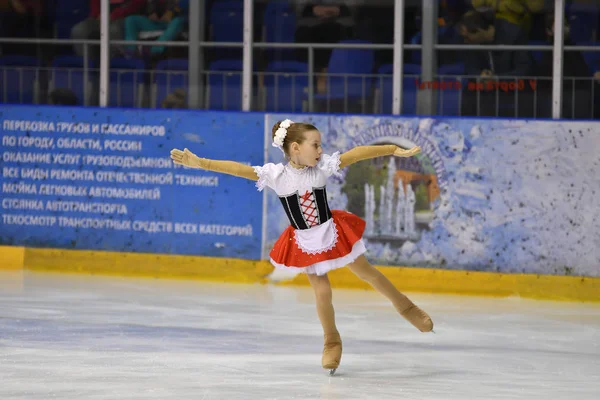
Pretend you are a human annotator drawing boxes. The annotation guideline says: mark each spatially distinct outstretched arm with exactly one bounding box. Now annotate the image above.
[339,145,421,169]
[170,148,259,181]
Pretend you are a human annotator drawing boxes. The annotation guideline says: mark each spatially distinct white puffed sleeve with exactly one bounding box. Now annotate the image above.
[252,163,285,192]
[317,152,342,178]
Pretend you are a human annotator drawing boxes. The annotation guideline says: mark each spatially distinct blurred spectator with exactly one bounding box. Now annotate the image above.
[537,13,589,85]
[437,0,471,65]
[537,12,592,119]
[354,2,395,67]
[124,0,188,58]
[471,0,545,39]
[161,88,186,108]
[0,0,43,55]
[458,10,534,78]
[48,88,78,105]
[70,0,145,59]
[294,1,355,71]
[458,10,535,117]
[441,0,470,26]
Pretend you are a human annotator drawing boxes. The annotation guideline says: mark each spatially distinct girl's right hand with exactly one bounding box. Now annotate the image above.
[170,148,199,168]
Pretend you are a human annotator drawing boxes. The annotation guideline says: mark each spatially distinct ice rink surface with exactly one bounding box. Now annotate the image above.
[1,270,599,400]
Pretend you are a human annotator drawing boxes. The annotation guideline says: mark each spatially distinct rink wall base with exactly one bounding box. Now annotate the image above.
[1,246,25,270]
[286,265,600,303]
[1,247,273,284]
[2,246,599,303]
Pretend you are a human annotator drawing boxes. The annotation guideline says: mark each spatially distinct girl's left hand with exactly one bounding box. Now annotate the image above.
[394,146,421,157]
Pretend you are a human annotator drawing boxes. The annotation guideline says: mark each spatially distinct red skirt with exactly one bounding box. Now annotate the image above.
[269,210,366,273]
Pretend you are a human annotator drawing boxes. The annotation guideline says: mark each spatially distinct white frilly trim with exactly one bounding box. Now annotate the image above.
[253,165,268,192]
[293,219,339,255]
[319,151,342,177]
[270,239,367,276]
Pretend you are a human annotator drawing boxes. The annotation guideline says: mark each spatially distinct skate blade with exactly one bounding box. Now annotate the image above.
[329,368,337,376]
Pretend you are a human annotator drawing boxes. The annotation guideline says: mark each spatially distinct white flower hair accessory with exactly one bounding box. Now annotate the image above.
[272,119,294,153]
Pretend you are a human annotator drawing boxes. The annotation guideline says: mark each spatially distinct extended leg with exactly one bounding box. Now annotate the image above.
[347,255,433,332]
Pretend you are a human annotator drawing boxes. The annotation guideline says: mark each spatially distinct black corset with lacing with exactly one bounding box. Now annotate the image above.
[278,186,332,230]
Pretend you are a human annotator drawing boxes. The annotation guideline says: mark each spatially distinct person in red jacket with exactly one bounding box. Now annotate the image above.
[70,0,145,58]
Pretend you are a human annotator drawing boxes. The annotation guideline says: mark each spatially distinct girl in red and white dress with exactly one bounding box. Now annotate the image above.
[171,119,433,375]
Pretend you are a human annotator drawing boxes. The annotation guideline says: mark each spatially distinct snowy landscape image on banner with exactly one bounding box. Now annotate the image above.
[263,115,600,278]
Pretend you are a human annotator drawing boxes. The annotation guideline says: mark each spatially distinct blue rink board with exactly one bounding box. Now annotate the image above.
[0,106,265,259]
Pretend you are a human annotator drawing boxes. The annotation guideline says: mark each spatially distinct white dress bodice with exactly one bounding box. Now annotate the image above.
[253,152,342,254]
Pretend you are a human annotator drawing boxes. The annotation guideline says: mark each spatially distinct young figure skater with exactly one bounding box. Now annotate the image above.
[170,119,434,375]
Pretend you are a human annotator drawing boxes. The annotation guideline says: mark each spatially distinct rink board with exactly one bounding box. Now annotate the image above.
[0,107,264,259]
[2,245,599,302]
[262,114,600,279]
[2,106,600,301]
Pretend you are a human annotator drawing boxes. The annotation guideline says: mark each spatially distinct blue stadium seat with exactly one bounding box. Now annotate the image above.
[110,58,146,108]
[528,40,547,65]
[410,32,422,64]
[375,63,464,116]
[437,63,465,116]
[315,39,374,102]
[50,56,97,105]
[210,1,244,59]
[375,63,420,115]
[567,3,598,44]
[409,27,456,65]
[0,56,40,104]
[207,59,243,110]
[152,59,188,108]
[55,0,89,40]
[264,61,307,112]
[210,1,243,39]
[579,41,600,76]
[263,1,296,63]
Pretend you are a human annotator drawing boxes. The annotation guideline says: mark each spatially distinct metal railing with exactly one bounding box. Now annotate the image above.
[252,41,398,112]
[1,36,600,117]
[5,60,598,119]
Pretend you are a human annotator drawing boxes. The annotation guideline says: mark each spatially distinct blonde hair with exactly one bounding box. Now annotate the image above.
[271,120,317,156]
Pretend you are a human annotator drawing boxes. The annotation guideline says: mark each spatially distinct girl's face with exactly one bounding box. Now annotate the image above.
[290,129,323,167]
